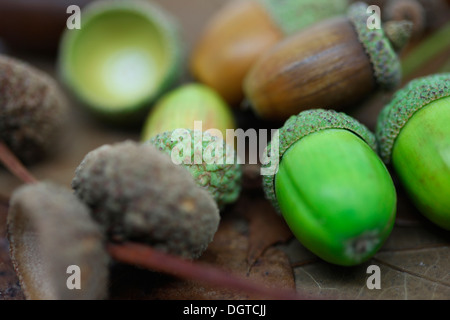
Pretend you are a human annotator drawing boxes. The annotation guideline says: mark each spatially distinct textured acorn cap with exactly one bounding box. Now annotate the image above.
[72,141,220,260]
[149,130,242,209]
[376,73,450,164]
[262,109,376,212]
[260,0,349,35]
[58,0,182,124]
[348,2,410,90]
[0,55,68,163]
[7,182,109,300]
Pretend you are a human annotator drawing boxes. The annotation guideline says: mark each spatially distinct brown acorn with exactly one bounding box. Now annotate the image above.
[243,2,413,121]
[190,0,350,106]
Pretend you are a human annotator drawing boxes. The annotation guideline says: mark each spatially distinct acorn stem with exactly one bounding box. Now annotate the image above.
[0,141,38,184]
[107,242,305,300]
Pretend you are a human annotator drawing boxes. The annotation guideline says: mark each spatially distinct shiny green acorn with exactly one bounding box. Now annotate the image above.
[376,73,450,230]
[262,109,396,266]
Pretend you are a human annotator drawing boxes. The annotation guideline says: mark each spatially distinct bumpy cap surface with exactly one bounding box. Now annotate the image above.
[0,55,68,163]
[262,109,376,212]
[348,2,404,89]
[376,73,450,163]
[150,130,242,209]
[7,182,109,300]
[72,141,220,259]
[260,0,349,35]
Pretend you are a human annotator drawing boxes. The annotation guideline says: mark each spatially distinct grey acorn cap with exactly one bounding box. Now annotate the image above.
[72,141,220,260]
[7,182,109,300]
[0,55,68,163]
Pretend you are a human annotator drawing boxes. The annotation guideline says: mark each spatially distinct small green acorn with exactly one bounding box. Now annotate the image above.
[58,0,182,125]
[262,109,396,266]
[150,129,242,209]
[141,83,236,143]
[376,73,450,230]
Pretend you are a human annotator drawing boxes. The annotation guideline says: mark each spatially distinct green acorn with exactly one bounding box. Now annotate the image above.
[191,0,349,105]
[58,0,182,125]
[376,73,450,230]
[150,129,242,209]
[262,109,396,266]
[141,83,236,143]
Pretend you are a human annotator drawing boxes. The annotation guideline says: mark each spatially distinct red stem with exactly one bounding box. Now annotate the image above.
[0,141,38,184]
[107,242,309,300]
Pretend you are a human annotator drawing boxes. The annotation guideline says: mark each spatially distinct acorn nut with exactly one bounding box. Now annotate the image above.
[142,83,236,144]
[0,54,68,164]
[7,182,109,300]
[191,0,349,105]
[244,2,413,121]
[150,129,242,209]
[376,73,450,230]
[59,0,182,125]
[72,141,220,260]
[263,109,396,266]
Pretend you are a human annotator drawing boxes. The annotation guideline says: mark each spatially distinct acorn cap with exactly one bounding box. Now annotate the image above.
[376,73,450,164]
[58,0,182,124]
[149,129,242,209]
[7,182,109,300]
[262,109,376,212]
[0,54,68,164]
[260,0,349,35]
[72,141,220,260]
[348,2,410,89]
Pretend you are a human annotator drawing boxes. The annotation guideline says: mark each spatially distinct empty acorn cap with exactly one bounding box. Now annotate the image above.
[7,182,109,300]
[348,2,412,89]
[149,129,242,209]
[376,73,450,164]
[0,54,68,163]
[262,109,376,213]
[58,0,182,124]
[72,141,220,260]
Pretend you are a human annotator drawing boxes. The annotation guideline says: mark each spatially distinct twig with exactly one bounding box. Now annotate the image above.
[0,141,38,184]
[107,242,309,300]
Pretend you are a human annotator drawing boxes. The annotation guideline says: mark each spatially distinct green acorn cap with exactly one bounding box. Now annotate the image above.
[59,0,183,124]
[348,2,411,90]
[376,73,450,164]
[150,129,242,209]
[260,0,349,35]
[262,109,376,212]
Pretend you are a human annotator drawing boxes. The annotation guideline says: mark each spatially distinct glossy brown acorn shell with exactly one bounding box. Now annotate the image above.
[244,17,377,121]
[190,0,283,106]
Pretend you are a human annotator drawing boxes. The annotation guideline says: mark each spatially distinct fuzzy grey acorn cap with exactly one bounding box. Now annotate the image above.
[7,182,109,300]
[262,109,376,213]
[72,141,220,260]
[0,55,68,163]
[149,130,242,209]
